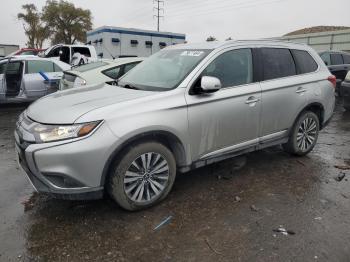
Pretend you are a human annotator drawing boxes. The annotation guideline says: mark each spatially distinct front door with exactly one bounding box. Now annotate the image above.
[185,48,261,161]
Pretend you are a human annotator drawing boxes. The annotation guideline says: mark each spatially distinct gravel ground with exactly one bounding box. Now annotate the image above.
[0,100,349,262]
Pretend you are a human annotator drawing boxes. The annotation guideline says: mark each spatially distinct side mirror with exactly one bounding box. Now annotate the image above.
[200,76,221,93]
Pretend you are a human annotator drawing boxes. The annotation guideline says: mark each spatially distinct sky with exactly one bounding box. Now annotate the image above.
[0,0,349,48]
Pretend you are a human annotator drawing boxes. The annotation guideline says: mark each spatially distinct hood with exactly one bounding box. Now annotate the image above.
[26,84,155,124]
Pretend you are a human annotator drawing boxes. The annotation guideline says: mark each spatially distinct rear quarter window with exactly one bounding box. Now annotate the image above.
[261,48,296,81]
[291,50,318,74]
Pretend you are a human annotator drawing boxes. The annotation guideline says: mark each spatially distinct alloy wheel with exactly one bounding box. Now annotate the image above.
[296,117,318,151]
[123,152,169,203]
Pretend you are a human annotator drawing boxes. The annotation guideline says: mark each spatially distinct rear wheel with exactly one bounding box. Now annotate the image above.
[107,142,176,211]
[283,111,320,156]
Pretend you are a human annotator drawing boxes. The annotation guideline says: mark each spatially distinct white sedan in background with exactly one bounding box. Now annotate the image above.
[59,57,144,90]
[0,56,70,103]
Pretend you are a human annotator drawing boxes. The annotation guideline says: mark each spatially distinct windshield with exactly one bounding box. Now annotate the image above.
[118,49,211,91]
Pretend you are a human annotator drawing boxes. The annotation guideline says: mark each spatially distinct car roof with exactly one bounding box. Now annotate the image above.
[0,56,71,69]
[167,39,309,50]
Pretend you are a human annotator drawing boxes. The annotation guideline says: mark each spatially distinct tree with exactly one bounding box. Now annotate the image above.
[17,4,49,48]
[42,0,92,45]
[206,36,217,42]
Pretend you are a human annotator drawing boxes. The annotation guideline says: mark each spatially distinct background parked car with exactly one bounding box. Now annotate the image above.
[319,50,350,95]
[0,56,71,103]
[41,44,98,67]
[340,71,350,110]
[6,48,45,57]
[59,57,144,90]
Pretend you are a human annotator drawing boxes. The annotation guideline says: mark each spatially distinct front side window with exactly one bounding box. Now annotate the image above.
[103,66,121,79]
[201,48,253,88]
[26,60,54,74]
[291,50,318,74]
[119,49,210,91]
[0,62,5,74]
[330,54,343,65]
[261,48,296,81]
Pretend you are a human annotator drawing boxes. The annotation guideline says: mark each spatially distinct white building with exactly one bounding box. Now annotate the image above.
[0,44,19,58]
[279,28,350,52]
[86,26,186,58]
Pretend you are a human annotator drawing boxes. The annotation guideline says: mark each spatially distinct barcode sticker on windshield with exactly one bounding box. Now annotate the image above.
[181,51,204,57]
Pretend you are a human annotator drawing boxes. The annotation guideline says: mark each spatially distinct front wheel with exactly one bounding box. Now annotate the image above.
[107,142,176,211]
[283,111,320,156]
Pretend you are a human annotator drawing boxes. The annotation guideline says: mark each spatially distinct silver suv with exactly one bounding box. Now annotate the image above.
[15,40,335,210]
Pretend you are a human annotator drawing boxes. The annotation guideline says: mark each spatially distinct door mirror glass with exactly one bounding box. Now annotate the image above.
[201,76,221,92]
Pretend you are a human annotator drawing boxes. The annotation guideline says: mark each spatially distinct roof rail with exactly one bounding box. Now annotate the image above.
[221,38,308,47]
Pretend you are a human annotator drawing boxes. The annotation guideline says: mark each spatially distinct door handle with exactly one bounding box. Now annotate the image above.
[296,87,307,94]
[245,96,260,104]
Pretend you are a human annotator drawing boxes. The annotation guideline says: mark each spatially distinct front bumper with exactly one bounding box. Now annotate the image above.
[14,120,118,200]
[340,81,350,108]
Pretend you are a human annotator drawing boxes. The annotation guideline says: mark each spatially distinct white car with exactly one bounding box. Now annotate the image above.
[42,44,98,67]
[0,56,71,103]
[60,57,144,90]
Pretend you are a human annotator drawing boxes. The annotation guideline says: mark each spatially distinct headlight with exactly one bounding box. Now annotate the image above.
[32,121,101,143]
[73,76,87,87]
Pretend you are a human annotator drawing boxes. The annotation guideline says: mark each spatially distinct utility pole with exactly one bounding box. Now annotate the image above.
[153,0,164,32]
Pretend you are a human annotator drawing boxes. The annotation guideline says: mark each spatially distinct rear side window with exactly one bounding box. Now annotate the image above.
[291,50,318,74]
[261,48,296,81]
[330,54,343,65]
[26,60,54,74]
[202,48,253,88]
[72,47,91,57]
[124,62,140,74]
[343,54,350,64]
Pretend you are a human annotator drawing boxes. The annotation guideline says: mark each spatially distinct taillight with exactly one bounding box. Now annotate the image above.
[327,75,336,88]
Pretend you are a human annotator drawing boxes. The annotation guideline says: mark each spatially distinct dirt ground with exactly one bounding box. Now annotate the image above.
[0,100,349,262]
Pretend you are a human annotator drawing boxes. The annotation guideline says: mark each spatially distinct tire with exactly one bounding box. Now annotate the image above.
[283,111,320,156]
[107,141,176,211]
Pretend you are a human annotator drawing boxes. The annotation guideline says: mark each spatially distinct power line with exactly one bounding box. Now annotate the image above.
[166,0,285,20]
[153,0,164,31]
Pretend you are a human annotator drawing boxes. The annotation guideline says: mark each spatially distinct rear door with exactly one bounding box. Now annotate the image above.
[23,60,56,98]
[258,47,306,141]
